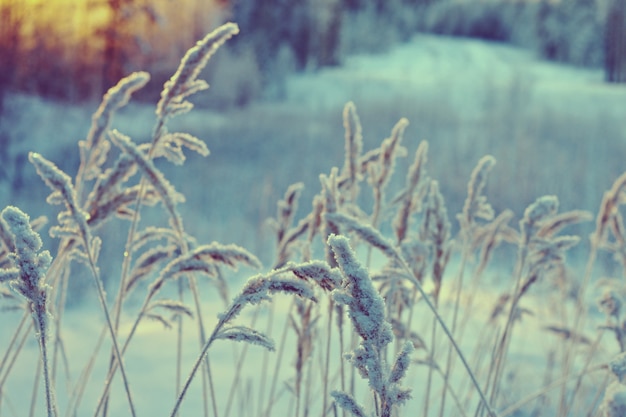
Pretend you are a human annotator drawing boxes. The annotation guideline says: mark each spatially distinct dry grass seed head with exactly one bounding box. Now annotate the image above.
[320,168,342,267]
[81,71,150,181]
[331,391,367,417]
[520,195,559,246]
[368,118,409,190]
[29,152,93,251]
[595,172,626,246]
[393,140,429,244]
[157,22,239,118]
[328,234,392,346]
[474,209,515,271]
[147,299,193,319]
[341,101,364,200]
[284,260,342,291]
[421,180,452,296]
[153,132,210,166]
[218,274,318,325]
[459,155,496,231]
[149,242,261,295]
[326,212,403,268]
[273,182,305,243]
[215,325,275,351]
[389,340,415,384]
[536,210,593,238]
[109,129,186,235]
[0,206,53,331]
[125,244,180,294]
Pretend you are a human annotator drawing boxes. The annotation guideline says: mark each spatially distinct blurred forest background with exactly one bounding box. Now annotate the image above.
[1,0,626,113]
[2,0,626,279]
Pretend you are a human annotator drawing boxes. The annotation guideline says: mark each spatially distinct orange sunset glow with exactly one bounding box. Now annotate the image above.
[0,0,227,99]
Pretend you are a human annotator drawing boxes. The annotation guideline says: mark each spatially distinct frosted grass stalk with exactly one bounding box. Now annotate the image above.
[0,207,56,417]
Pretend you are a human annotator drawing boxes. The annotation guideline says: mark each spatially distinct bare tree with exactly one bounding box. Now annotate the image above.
[0,0,21,115]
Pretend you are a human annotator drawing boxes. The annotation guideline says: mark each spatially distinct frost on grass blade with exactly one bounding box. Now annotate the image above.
[328,234,391,345]
[153,132,210,165]
[190,242,262,270]
[520,195,559,245]
[126,245,179,294]
[325,212,400,264]
[109,129,186,234]
[0,206,52,331]
[369,117,409,191]
[157,22,239,118]
[215,326,275,351]
[29,152,93,250]
[459,155,496,231]
[147,299,193,319]
[81,71,150,181]
[393,140,429,244]
[341,101,363,200]
[331,391,367,417]
[218,275,317,325]
[130,227,181,252]
[284,260,342,291]
[147,243,260,296]
[389,341,414,384]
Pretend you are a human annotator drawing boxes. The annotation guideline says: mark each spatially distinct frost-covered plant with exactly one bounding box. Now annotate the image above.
[170,259,341,417]
[329,234,413,417]
[0,206,56,417]
[488,195,587,407]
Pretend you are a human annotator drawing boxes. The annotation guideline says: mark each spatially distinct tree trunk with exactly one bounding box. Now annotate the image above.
[0,0,20,115]
[102,0,124,94]
[605,0,626,83]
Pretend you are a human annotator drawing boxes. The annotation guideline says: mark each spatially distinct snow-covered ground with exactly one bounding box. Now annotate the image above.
[1,33,626,417]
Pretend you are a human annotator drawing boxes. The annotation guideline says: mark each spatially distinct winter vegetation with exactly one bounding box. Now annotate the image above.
[3,1,626,417]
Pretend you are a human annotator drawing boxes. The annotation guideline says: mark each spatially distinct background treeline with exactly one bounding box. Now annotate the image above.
[1,0,625,111]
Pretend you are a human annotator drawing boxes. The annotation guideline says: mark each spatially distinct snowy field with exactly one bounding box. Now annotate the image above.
[1,32,626,417]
